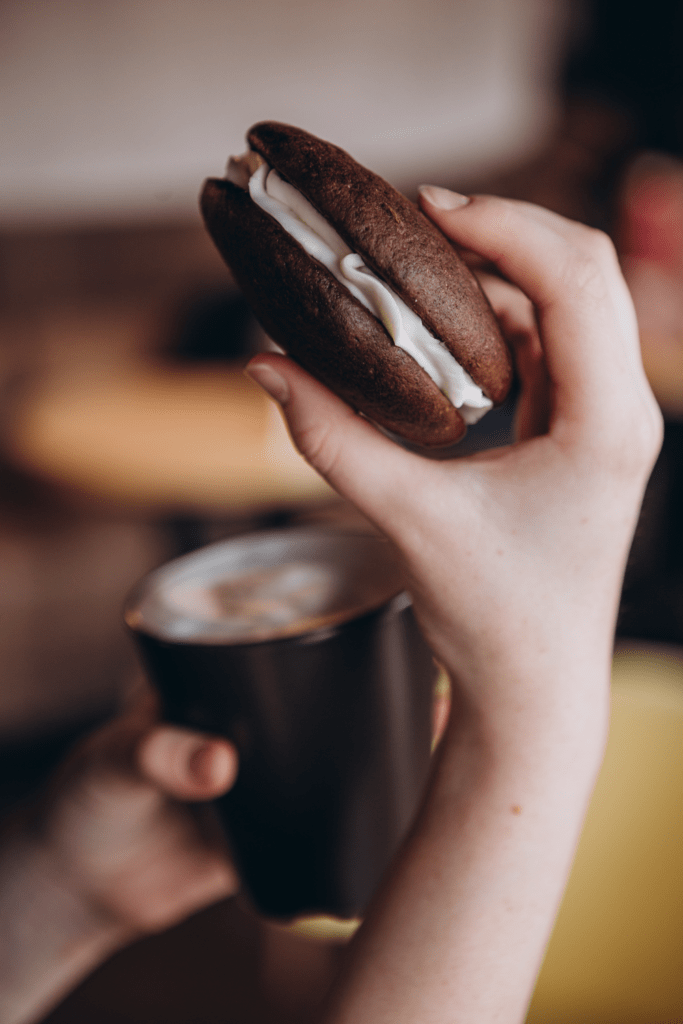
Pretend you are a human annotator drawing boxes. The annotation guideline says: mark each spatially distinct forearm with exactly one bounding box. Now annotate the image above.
[0,833,133,1024]
[324,667,609,1024]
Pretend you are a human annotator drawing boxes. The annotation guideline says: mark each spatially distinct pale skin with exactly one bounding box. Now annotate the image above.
[0,191,662,1024]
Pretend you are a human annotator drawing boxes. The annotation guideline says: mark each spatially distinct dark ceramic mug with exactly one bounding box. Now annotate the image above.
[124,527,436,921]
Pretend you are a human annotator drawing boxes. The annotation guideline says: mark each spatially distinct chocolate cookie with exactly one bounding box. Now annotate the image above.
[201,122,512,447]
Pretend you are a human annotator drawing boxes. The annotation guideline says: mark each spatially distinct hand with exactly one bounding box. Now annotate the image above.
[246,191,662,727]
[36,686,239,934]
[244,191,663,1024]
[0,687,238,1024]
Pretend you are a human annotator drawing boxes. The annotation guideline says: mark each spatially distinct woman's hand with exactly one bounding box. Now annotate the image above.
[244,191,663,1024]
[0,688,238,1024]
[246,191,662,727]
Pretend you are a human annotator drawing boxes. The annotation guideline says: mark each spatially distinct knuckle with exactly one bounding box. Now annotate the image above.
[468,195,528,265]
[582,226,618,264]
[474,193,504,216]
[481,195,519,236]
[472,193,515,231]
[635,401,665,468]
[628,391,664,464]
[597,401,664,479]
[559,247,608,300]
[121,899,171,934]
[562,228,621,297]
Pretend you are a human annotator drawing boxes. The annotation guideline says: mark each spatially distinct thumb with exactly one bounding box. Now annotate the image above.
[245,354,423,530]
[137,726,238,801]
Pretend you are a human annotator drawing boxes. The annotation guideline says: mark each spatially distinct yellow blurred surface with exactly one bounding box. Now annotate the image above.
[527,645,683,1023]
[274,914,362,943]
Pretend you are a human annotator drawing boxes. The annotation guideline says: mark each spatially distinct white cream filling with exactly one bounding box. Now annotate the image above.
[240,161,492,424]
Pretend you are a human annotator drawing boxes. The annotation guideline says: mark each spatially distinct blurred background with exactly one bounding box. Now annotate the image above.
[1,0,683,1021]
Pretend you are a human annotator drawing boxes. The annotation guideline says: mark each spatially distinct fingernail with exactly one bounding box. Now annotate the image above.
[189,741,232,788]
[419,185,470,210]
[245,361,290,404]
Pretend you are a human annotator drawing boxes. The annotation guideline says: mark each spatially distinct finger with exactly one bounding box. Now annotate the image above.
[138,726,238,801]
[59,685,159,777]
[454,248,499,274]
[421,186,616,260]
[418,188,642,439]
[513,346,552,441]
[244,355,435,536]
[476,273,550,440]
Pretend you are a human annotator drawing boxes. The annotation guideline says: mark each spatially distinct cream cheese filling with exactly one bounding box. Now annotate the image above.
[233,159,492,424]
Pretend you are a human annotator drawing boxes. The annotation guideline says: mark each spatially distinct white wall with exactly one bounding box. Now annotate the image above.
[0,0,568,226]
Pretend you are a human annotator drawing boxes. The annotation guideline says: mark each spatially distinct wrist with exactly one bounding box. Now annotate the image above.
[334,659,610,1024]
[0,829,134,1024]
[436,648,612,794]
[443,606,612,707]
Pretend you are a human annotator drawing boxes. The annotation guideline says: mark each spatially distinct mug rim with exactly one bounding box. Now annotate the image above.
[124,525,409,648]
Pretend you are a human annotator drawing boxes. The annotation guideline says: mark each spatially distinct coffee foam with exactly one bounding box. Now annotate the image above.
[126,531,407,646]
[163,561,347,641]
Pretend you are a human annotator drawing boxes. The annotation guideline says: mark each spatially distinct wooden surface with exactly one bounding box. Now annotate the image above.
[7,360,332,513]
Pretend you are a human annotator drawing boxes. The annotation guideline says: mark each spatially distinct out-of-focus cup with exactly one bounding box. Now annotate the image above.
[124,526,436,920]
